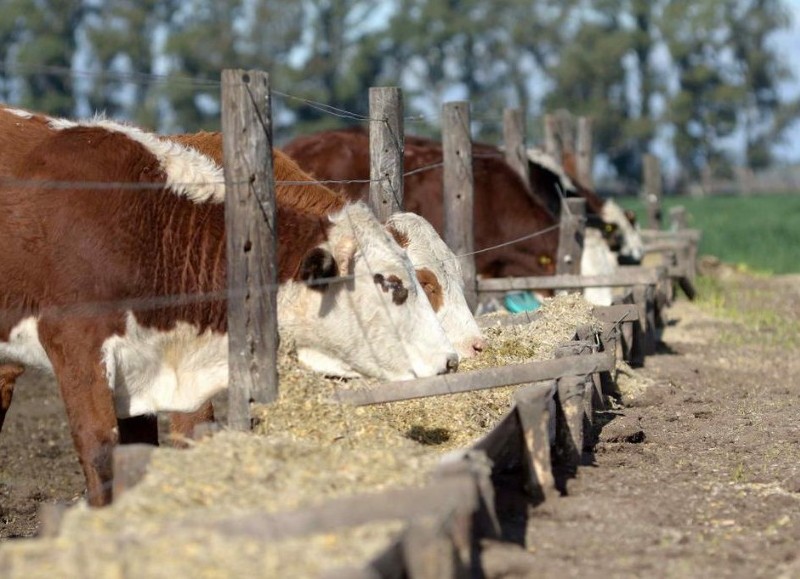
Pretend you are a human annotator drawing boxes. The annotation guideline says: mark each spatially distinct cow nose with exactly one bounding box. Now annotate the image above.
[443,354,459,374]
[471,337,486,355]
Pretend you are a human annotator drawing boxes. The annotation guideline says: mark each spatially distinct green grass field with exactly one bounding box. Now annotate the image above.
[617,193,800,274]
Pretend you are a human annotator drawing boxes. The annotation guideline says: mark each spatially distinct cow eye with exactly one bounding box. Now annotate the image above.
[393,284,408,304]
[374,273,408,305]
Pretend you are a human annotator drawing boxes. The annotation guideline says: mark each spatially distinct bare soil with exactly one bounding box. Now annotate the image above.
[485,269,800,578]
[2,268,799,578]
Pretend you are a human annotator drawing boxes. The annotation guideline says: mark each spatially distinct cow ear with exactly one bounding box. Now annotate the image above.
[299,247,338,291]
[385,224,410,248]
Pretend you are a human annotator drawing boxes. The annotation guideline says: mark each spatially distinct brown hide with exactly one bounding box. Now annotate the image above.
[0,107,55,174]
[0,122,334,505]
[283,128,559,278]
[167,132,348,216]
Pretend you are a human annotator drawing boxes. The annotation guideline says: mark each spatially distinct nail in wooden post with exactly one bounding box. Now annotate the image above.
[222,68,279,431]
[643,154,662,230]
[556,198,586,277]
[369,87,404,221]
[503,108,529,187]
[442,101,478,311]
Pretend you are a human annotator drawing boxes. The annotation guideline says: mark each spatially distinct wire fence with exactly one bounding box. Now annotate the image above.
[0,67,582,409]
[0,157,569,275]
[0,62,629,516]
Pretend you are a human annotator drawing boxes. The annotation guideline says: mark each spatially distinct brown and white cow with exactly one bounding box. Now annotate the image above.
[168,131,485,359]
[0,111,457,504]
[282,127,560,280]
[527,147,644,264]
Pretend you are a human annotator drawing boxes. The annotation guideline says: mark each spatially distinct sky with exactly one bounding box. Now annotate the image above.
[772,0,800,162]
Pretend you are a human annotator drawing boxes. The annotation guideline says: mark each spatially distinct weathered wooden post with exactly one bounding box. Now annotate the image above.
[556,109,576,175]
[514,382,558,503]
[543,113,559,161]
[369,87,404,220]
[556,198,587,277]
[442,101,478,312]
[700,165,712,197]
[502,108,529,187]
[576,116,594,189]
[669,206,687,231]
[221,69,279,431]
[643,154,662,230]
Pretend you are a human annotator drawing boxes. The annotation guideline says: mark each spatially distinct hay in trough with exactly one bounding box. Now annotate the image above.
[0,293,599,575]
[0,514,405,578]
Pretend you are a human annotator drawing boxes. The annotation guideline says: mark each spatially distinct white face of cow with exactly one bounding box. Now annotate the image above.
[385,212,486,360]
[580,227,616,306]
[279,203,459,381]
[602,199,644,263]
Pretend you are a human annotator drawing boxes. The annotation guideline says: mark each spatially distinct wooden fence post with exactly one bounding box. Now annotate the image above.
[556,109,576,172]
[576,117,593,189]
[556,198,586,277]
[543,114,559,160]
[221,68,279,431]
[369,87,404,221]
[442,101,478,312]
[502,108,529,187]
[669,206,687,231]
[643,154,662,230]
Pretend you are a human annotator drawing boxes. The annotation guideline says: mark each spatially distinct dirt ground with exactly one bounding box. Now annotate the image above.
[2,267,799,577]
[486,268,800,578]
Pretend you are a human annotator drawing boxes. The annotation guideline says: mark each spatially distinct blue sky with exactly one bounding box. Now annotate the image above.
[772,0,800,162]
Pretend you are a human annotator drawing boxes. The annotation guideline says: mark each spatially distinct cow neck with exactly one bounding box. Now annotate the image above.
[166,132,349,218]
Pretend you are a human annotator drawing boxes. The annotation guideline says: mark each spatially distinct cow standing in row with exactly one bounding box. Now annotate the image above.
[0,109,457,505]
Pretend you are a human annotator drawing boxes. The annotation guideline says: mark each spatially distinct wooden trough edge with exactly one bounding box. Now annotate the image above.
[639,228,702,243]
[476,304,639,328]
[45,335,616,579]
[477,304,639,330]
[476,266,663,292]
[333,352,614,406]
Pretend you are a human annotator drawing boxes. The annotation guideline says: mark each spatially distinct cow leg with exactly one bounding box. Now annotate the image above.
[168,401,215,447]
[118,415,159,446]
[38,319,119,507]
[0,363,25,433]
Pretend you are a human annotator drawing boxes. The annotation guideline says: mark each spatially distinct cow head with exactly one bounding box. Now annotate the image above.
[386,212,486,359]
[280,202,459,381]
[586,214,623,253]
[601,199,644,264]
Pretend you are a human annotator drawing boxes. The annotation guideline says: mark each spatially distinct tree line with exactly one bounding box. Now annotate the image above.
[0,0,797,190]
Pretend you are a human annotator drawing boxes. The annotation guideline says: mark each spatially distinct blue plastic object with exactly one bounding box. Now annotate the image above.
[503,291,541,313]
